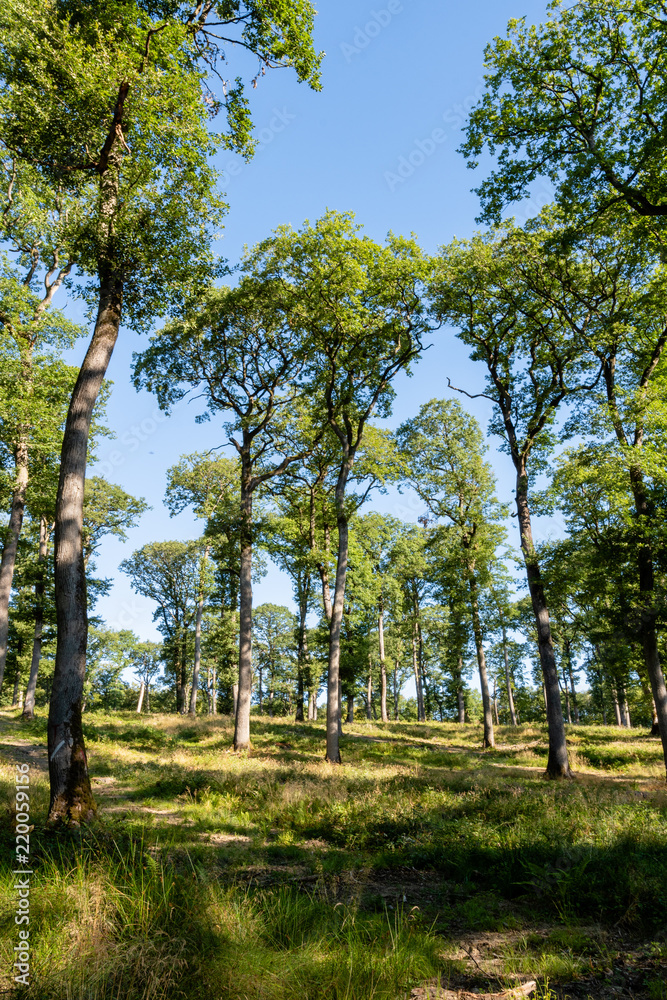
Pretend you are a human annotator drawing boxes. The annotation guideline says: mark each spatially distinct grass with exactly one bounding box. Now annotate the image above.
[1,711,666,999]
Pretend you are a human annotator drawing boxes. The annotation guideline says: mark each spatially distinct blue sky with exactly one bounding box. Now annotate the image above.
[71,0,562,642]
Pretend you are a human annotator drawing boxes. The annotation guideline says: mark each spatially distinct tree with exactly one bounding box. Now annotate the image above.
[398,398,508,748]
[429,223,601,776]
[120,540,205,712]
[0,265,82,691]
[252,603,296,716]
[461,1,667,225]
[248,211,432,763]
[134,280,314,748]
[0,0,321,824]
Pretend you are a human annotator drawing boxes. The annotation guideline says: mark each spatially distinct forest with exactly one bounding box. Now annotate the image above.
[1,2,667,999]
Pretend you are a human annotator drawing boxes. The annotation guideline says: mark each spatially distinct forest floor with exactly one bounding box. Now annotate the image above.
[0,710,666,1000]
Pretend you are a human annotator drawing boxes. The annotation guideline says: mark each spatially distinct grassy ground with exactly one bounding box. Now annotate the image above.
[1,710,666,999]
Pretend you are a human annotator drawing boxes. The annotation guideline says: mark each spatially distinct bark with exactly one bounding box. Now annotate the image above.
[468,572,494,748]
[366,660,372,720]
[515,472,571,778]
[295,579,309,722]
[234,459,253,750]
[378,606,388,722]
[136,682,145,713]
[611,683,622,726]
[232,683,239,717]
[492,674,499,726]
[561,670,572,725]
[48,203,124,823]
[23,516,49,719]
[393,659,400,720]
[501,624,518,726]
[189,546,209,716]
[211,663,216,715]
[346,693,354,723]
[412,625,425,722]
[564,641,579,724]
[0,440,29,691]
[325,457,352,764]
[308,689,317,720]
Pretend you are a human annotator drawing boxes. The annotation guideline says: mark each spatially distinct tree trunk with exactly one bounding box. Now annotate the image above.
[394,658,400,720]
[412,625,425,722]
[234,460,253,750]
[211,663,216,715]
[501,624,518,726]
[48,232,124,823]
[565,641,579,724]
[561,670,572,725]
[0,440,29,691]
[232,682,238,718]
[468,572,494,748]
[136,681,145,713]
[378,606,388,723]
[189,546,209,716]
[23,516,49,720]
[611,682,622,726]
[366,659,372,720]
[347,693,354,723]
[296,584,307,721]
[308,689,316,720]
[325,459,352,764]
[492,673,499,726]
[515,473,570,778]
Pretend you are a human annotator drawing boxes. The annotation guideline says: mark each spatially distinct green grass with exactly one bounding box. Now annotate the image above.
[1,711,666,999]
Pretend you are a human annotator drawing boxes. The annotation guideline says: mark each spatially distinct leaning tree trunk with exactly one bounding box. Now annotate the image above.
[234,463,253,750]
[47,268,123,824]
[515,473,571,778]
[23,516,49,719]
[468,570,494,748]
[0,440,29,691]
[189,545,209,716]
[378,604,388,723]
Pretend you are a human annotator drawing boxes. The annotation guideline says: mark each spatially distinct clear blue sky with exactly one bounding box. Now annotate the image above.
[72,0,561,642]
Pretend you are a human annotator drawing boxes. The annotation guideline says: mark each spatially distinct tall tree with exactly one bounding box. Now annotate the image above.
[430,224,601,776]
[461,0,667,225]
[248,211,432,763]
[0,0,321,824]
[398,399,508,748]
[134,280,314,749]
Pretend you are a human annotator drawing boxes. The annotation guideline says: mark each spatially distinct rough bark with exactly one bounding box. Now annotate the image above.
[346,693,354,723]
[515,472,571,778]
[378,606,388,723]
[0,440,29,691]
[47,260,123,824]
[468,572,494,748]
[234,461,253,750]
[23,516,49,719]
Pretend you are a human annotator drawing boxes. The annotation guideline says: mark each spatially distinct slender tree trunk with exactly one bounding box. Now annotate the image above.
[468,572,494,748]
[565,640,579,724]
[295,577,308,722]
[611,682,622,726]
[492,674,499,726]
[136,682,145,713]
[232,683,238,718]
[412,625,425,722]
[308,689,316,720]
[211,663,216,715]
[378,606,388,722]
[367,653,373,718]
[347,693,354,723]
[394,658,400,720]
[23,516,49,720]
[0,439,29,692]
[325,458,352,764]
[560,669,572,725]
[48,211,124,823]
[234,460,254,750]
[189,545,209,716]
[501,625,518,726]
[515,473,570,778]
